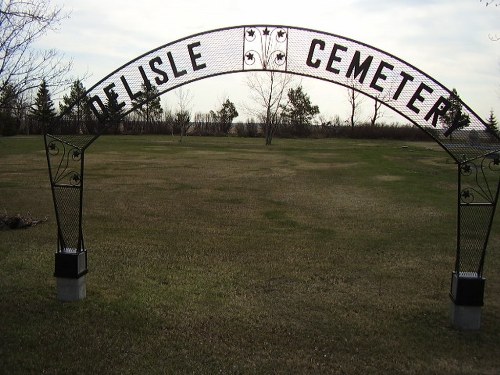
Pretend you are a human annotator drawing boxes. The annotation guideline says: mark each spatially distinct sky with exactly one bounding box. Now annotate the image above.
[36,0,500,124]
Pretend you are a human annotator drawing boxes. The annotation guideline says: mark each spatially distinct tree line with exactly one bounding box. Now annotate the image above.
[1,75,499,144]
[1,1,498,143]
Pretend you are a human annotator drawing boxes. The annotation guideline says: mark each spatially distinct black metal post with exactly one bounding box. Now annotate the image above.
[44,134,88,301]
[450,153,500,329]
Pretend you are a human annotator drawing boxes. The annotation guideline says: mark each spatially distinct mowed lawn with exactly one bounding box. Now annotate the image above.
[1,135,499,374]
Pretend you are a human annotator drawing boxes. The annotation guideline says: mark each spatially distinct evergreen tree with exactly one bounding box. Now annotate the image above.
[485,109,499,137]
[441,88,470,137]
[132,84,163,127]
[59,79,92,134]
[217,99,238,135]
[280,85,320,137]
[0,83,17,114]
[59,79,89,118]
[31,80,56,126]
[105,96,126,134]
[0,83,20,136]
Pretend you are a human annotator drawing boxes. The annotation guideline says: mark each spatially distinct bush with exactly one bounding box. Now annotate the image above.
[234,121,260,138]
[310,123,432,142]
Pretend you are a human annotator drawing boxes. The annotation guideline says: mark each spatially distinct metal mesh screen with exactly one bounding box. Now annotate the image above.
[54,186,82,251]
[458,204,493,275]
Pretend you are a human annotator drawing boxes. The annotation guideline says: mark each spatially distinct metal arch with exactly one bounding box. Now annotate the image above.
[46,25,500,159]
[44,25,500,314]
[72,25,500,161]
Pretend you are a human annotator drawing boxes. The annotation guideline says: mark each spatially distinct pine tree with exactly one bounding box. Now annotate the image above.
[105,96,126,134]
[281,85,320,125]
[132,84,163,134]
[441,88,470,137]
[0,83,17,114]
[280,85,320,137]
[59,79,92,134]
[0,83,20,136]
[485,109,499,137]
[31,80,56,126]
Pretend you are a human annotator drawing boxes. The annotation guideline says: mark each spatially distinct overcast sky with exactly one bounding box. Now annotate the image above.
[37,0,500,123]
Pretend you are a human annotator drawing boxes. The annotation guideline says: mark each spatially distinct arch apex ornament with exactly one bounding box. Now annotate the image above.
[45,25,500,329]
[243,26,289,70]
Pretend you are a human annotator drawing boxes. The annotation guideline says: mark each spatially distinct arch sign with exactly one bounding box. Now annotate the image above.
[44,26,500,329]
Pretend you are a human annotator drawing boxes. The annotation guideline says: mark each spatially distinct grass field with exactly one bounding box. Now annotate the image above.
[1,135,499,374]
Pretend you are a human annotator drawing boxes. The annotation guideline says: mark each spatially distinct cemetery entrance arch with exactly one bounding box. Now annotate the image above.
[44,25,500,329]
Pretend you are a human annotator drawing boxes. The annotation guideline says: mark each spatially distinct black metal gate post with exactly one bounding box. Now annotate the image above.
[451,152,500,329]
[44,134,89,301]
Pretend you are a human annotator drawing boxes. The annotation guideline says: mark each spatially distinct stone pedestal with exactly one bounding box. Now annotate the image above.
[449,271,485,330]
[56,275,87,301]
[450,303,481,330]
[54,250,88,302]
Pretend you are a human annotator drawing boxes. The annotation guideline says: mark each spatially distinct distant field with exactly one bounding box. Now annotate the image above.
[1,135,499,374]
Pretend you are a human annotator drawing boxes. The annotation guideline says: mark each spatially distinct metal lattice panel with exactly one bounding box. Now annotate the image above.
[53,186,82,251]
[458,204,494,275]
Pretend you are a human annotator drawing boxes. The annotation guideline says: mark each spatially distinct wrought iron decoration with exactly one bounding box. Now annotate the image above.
[243,26,288,70]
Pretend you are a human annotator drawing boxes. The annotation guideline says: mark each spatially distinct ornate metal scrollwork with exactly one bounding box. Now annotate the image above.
[46,137,84,187]
[45,134,87,255]
[244,26,288,70]
[459,153,500,204]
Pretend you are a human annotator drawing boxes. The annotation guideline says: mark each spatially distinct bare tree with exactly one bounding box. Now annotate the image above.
[347,80,364,127]
[163,106,175,136]
[480,0,499,7]
[0,0,72,109]
[245,71,294,145]
[480,0,500,40]
[175,87,193,142]
[370,97,384,126]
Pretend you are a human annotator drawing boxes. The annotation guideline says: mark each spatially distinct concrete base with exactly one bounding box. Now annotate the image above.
[450,302,482,330]
[56,275,86,302]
